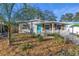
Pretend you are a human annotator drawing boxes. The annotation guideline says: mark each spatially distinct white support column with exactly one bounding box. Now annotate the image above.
[18,24,22,33]
[33,24,37,34]
[52,23,55,33]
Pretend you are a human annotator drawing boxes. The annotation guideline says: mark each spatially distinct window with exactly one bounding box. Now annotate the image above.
[45,24,50,30]
[22,24,29,29]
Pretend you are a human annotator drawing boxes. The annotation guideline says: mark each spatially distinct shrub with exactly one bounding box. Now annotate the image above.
[47,33,55,36]
[37,34,43,42]
[64,39,73,44]
[56,48,79,56]
[31,33,37,38]
[21,43,33,51]
[56,50,68,56]
[10,38,16,42]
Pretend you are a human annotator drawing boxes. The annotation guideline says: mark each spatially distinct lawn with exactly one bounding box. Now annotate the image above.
[0,33,79,56]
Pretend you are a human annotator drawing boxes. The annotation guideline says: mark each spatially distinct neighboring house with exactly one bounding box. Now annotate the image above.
[69,24,79,35]
[64,22,79,35]
[16,19,65,34]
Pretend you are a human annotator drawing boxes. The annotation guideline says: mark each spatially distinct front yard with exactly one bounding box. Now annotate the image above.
[0,33,79,56]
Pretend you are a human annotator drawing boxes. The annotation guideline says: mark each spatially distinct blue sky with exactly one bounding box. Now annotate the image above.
[30,3,79,21]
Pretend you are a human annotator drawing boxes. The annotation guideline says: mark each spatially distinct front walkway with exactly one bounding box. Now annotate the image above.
[55,30,79,45]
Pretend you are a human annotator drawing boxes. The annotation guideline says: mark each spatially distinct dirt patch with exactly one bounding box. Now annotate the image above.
[0,34,78,56]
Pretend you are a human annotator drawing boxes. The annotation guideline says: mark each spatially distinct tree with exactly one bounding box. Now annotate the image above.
[60,13,73,22]
[73,12,79,22]
[0,15,4,33]
[16,6,45,20]
[0,3,27,45]
[42,10,57,21]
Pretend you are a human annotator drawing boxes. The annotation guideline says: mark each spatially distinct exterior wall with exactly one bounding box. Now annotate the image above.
[65,24,79,35]
[33,23,37,34]
[18,21,67,34]
[18,23,30,33]
[68,27,79,35]
[18,22,57,34]
[73,27,79,34]
[18,24,23,33]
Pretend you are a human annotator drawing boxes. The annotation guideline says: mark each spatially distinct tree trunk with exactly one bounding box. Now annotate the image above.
[8,21,12,46]
[1,21,2,34]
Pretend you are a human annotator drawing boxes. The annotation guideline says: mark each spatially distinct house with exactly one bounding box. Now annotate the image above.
[1,19,79,35]
[67,24,79,35]
[16,19,66,34]
[61,22,79,35]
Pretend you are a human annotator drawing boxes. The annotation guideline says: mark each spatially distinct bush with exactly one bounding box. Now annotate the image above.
[64,39,73,44]
[47,33,55,36]
[56,48,68,56]
[31,33,37,38]
[21,43,33,51]
[10,38,16,42]
[52,33,64,40]
[37,34,43,42]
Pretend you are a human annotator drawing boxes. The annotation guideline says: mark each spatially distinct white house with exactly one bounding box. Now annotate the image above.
[16,19,79,35]
[16,19,65,34]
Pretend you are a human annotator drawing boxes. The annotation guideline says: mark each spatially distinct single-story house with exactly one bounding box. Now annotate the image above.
[16,19,66,34]
[66,24,79,35]
[1,19,79,35]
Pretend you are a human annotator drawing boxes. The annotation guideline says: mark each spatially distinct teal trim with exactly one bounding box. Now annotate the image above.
[37,24,42,33]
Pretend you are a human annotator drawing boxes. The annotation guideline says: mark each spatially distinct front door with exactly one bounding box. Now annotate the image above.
[37,24,42,33]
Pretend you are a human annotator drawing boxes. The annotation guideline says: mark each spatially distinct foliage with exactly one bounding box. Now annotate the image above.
[10,37,16,42]
[60,13,73,22]
[51,33,64,39]
[56,47,79,56]
[60,12,79,22]
[21,43,33,51]
[47,33,55,36]
[31,33,37,38]
[42,10,57,21]
[73,12,79,22]
[15,34,32,39]
[0,3,28,45]
[1,34,79,56]
[37,34,43,42]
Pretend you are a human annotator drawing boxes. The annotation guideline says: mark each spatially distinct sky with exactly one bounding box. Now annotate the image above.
[30,3,79,21]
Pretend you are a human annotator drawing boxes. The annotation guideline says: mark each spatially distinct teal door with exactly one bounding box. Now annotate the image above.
[37,24,42,33]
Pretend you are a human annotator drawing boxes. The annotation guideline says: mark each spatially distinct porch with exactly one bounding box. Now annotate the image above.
[36,22,65,34]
